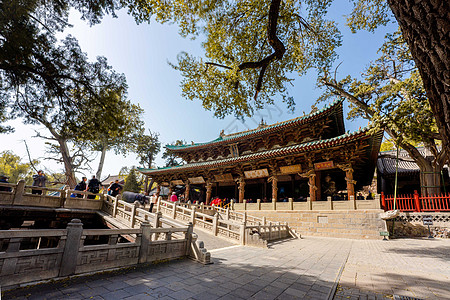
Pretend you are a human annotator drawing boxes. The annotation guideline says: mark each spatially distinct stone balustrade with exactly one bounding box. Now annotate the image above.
[157,199,294,246]
[0,217,211,290]
[0,180,104,210]
[231,195,381,211]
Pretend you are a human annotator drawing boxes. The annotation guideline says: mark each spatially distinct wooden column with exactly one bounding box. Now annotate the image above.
[237,177,245,203]
[268,176,278,201]
[205,181,213,205]
[184,180,190,202]
[338,164,356,201]
[346,169,355,199]
[315,171,321,201]
[300,170,317,201]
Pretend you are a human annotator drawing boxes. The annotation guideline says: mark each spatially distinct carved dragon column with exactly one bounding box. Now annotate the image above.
[237,176,246,203]
[268,176,278,201]
[299,170,317,201]
[205,181,213,205]
[338,164,356,200]
[184,180,190,202]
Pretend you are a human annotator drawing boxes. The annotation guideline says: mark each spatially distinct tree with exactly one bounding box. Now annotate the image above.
[162,140,186,167]
[123,168,142,193]
[89,100,144,179]
[0,150,37,185]
[123,0,449,164]
[134,130,161,193]
[319,30,445,195]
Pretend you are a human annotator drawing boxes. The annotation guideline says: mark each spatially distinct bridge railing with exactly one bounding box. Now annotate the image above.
[0,180,103,210]
[0,217,211,290]
[157,199,294,246]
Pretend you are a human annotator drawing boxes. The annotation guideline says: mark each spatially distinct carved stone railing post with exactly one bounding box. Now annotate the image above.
[243,211,247,224]
[268,221,273,240]
[190,207,196,225]
[350,195,356,209]
[156,197,161,212]
[139,222,152,264]
[231,199,235,210]
[131,201,138,228]
[374,194,381,209]
[113,196,119,217]
[272,198,276,210]
[239,223,246,245]
[200,202,204,213]
[327,196,333,210]
[12,179,25,205]
[172,202,177,219]
[257,199,261,210]
[185,222,194,254]
[225,207,230,220]
[212,213,219,236]
[306,196,312,210]
[288,198,293,210]
[59,189,67,207]
[153,212,162,228]
[243,199,247,210]
[262,216,266,225]
[60,219,83,277]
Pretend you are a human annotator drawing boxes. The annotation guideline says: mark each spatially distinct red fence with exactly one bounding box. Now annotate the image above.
[382,191,450,212]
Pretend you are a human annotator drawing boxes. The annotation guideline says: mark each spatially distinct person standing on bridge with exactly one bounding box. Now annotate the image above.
[87,175,100,199]
[32,170,47,195]
[109,179,123,197]
[74,177,87,198]
[149,193,158,212]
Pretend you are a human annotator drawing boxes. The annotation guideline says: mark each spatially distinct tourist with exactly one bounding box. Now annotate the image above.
[149,193,158,212]
[322,174,336,198]
[357,192,364,200]
[107,181,113,195]
[366,190,374,200]
[32,170,47,195]
[170,192,178,202]
[0,175,12,192]
[87,175,101,199]
[74,177,87,198]
[109,179,123,197]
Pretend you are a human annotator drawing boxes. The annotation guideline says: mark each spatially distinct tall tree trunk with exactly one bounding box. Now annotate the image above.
[96,141,107,180]
[387,0,450,165]
[56,138,77,188]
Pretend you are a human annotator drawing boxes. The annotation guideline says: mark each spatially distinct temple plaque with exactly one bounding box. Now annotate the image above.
[280,164,302,174]
[214,173,234,182]
[171,180,184,185]
[244,169,269,179]
[188,176,205,184]
[314,161,334,170]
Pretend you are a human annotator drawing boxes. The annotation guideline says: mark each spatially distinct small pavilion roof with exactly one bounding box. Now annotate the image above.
[166,99,344,152]
[139,126,381,176]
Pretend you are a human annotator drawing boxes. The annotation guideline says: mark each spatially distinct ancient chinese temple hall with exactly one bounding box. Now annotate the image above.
[139,100,383,204]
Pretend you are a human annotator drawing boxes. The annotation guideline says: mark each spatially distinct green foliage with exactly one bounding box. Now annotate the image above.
[319,30,437,147]
[123,168,142,193]
[162,140,186,167]
[0,151,37,185]
[134,130,161,169]
[346,0,391,33]
[128,0,342,118]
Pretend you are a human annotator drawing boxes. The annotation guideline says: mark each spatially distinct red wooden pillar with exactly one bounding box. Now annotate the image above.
[381,192,386,210]
[205,182,213,205]
[309,173,317,201]
[414,190,421,212]
[346,169,355,199]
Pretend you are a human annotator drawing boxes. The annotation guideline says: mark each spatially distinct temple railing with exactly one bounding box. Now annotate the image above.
[157,199,295,246]
[382,190,450,212]
[229,195,382,211]
[0,217,211,290]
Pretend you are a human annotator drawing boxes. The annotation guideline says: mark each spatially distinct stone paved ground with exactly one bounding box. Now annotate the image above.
[336,237,450,300]
[3,237,449,300]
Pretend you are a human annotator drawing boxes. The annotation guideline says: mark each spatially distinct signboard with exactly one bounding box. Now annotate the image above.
[379,231,390,236]
[244,169,269,179]
[171,180,184,185]
[314,161,334,171]
[214,173,234,182]
[188,176,205,184]
[422,216,433,226]
[280,164,302,174]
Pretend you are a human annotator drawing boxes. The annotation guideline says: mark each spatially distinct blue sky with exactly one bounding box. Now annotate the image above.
[2,2,396,179]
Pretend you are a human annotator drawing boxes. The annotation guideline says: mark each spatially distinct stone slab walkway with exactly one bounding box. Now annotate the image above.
[3,237,449,300]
